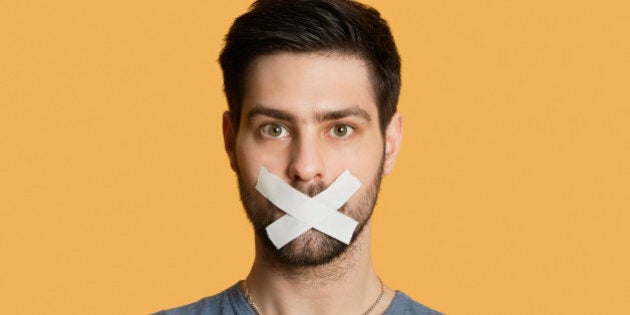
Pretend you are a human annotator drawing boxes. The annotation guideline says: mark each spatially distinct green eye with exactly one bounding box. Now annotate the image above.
[330,124,354,138]
[262,123,288,138]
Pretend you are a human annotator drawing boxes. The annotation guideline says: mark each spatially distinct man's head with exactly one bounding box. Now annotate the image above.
[220,0,402,266]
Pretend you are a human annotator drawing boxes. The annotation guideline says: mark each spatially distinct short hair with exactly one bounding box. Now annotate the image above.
[219,0,401,133]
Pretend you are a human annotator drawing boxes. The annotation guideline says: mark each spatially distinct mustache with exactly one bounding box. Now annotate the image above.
[289,181,326,198]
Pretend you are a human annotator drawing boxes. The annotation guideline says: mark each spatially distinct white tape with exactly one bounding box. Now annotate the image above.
[255,167,361,249]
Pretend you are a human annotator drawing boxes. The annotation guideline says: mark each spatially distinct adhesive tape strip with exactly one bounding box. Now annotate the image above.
[255,167,361,249]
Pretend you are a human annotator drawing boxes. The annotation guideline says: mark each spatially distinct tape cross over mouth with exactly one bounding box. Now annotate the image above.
[255,167,361,249]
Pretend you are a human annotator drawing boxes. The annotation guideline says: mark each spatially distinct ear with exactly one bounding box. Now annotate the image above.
[222,111,237,172]
[382,112,403,175]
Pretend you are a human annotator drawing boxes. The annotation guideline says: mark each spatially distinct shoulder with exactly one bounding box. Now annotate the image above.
[152,282,253,315]
[385,291,444,315]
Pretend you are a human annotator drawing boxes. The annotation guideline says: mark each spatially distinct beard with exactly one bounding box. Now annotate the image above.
[236,161,384,267]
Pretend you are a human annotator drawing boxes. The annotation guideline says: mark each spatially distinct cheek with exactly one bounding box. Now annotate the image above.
[235,140,291,185]
[336,142,384,185]
[234,146,260,185]
[351,152,383,184]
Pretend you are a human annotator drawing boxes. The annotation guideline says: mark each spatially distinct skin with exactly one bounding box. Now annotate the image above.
[223,52,403,315]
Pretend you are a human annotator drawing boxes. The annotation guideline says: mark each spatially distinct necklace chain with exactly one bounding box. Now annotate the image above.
[242,277,385,315]
[242,280,262,315]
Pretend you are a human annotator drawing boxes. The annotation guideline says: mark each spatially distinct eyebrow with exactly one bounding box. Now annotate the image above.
[247,105,372,123]
[247,106,296,122]
[314,107,371,123]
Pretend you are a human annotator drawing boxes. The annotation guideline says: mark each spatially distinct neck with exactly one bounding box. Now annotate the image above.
[245,222,392,315]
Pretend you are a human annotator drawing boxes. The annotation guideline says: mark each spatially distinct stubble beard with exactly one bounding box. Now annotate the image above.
[236,163,383,267]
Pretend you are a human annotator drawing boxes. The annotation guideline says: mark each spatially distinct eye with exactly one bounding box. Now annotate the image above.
[329,124,355,138]
[262,123,289,138]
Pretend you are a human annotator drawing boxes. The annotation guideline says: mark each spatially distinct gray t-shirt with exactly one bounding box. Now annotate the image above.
[154,282,442,315]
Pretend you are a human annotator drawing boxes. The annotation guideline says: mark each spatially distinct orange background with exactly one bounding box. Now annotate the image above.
[1,0,629,314]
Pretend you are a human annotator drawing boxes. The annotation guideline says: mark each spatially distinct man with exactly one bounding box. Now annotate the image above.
[156,0,441,314]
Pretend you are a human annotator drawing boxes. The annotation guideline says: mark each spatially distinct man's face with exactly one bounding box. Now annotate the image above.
[223,52,401,266]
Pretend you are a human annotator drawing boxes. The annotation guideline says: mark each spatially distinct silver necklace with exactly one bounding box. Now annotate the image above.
[242,277,385,315]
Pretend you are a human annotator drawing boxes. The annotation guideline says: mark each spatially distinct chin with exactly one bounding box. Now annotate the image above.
[258,227,350,266]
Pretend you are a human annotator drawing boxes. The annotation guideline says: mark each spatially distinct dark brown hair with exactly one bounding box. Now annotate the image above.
[219,0,401,133]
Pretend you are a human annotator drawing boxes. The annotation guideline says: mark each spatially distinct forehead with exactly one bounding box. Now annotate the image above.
[241,52,378,121]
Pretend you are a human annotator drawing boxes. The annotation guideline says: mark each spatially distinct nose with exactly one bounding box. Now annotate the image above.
[287,134,325,184]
